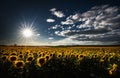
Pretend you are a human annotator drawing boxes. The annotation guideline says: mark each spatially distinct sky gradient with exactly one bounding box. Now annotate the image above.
[0,0,120,45]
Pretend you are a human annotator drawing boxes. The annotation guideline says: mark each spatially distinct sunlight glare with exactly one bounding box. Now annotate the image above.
[22,29,33,38]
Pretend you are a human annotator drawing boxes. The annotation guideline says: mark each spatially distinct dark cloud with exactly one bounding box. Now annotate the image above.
[72,34,120,41]
[64,29,110,36]
[70,29,120,43]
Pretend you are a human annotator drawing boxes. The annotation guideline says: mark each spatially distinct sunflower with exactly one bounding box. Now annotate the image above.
[1,55,8,61]
[42,53,45,57]
[93,54,98,58]
[76,54,79,58]
[10,52,17,55]
[19,52,22,54]
[9,55,18,62]
[50,53,53,57]
[65,54,68,58]
[3,53,9,56]
[39,54,42,57]
[57,53,62,58]
[70,54,75,58]
[26,56,34,63]
[113,64,118,69]
[13,60,25,69]
[37,57,46,67]
[99,59,104,65]
[79,54,84,58]
[45,55,50,61]
[18,54,23,59]
[109,70,114,75]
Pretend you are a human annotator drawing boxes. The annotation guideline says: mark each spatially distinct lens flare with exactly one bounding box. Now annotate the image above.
[18,21,39,45]
[22,28,33,38]
[19,22,36,38]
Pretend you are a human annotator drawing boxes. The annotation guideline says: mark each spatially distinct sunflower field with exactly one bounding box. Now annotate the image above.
[0,46,120,78]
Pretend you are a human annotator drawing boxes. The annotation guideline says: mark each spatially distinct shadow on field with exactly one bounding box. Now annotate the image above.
[0,56,120,78]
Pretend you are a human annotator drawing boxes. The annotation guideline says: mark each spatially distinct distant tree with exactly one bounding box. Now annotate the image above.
[14,44,17,46]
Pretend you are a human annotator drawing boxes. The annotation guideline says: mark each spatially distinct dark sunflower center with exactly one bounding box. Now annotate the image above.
[16,62,23,68]
[46,56,49,60]
[27,57,33,61]
[39,58,45,64]
[2,56,6,60]
[10,57,16,61]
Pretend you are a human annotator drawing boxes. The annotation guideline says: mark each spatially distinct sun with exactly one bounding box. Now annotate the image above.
[19,22,36,38]
[22,28,33,38]
[18,22,37,43]
[17,21,41,45]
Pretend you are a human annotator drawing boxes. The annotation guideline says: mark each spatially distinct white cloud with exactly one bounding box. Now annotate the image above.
[49,25,61,29]
[48,5,120,45]
[50,8,65,18]
[72,14,80,20]
[36,34,40,36]
[48,37,54,40]
[55,30,71,36]
[54,11,65,18]
[61,19,74,25]
[50,8,56,11]
[55,31,60,35]
[85,18,93,25]
[61,13,80,25]
[81,10,96,17]
[46,18,55,22]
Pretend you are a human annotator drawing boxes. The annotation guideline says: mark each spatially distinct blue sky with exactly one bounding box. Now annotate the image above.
[0,0,120,45]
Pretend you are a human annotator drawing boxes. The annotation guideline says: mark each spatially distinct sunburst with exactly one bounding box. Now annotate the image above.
[22,28,33,38]
[18,21,38,45]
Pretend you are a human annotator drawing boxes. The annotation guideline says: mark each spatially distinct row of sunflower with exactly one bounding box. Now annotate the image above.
[0,46,120,78]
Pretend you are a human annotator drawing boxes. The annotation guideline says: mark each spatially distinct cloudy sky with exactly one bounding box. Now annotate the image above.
[0,0,120,45]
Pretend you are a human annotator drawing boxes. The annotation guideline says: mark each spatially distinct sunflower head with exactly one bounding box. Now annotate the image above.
[57,53,62,58]
[14,60,25,69]
[45,55,50,61]
[39,54,42,57]
[50,53,53,57]
[26,56,34,63]
[3,53,9,56]
[10,52,17,55]
[79,54,84,58]
[19,52,22,54]
[18,54,23,59]
[71,54,75,58]
[76,54,79,58]
[93,54,97,58]
[37,57,46,67]
[9,55,18,62]
[1,55,8,61]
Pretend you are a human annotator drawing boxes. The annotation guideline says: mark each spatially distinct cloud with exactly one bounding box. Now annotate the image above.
[46,18,55,22]
[50,8,65,18]
[60,5,120,30]
[61,19,74,25]
[61,13,80,25]
[48,5,120,45]
[50,8,56,11]
[51,37,119,45]
[71,31,120,42]
[36,34,40,36]
[54,30,71,36]
[48,37,54,40]
[48,24,62,30]
[63,29,110,36]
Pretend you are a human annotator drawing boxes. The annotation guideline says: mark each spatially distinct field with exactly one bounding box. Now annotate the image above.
[0,46,120,78]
